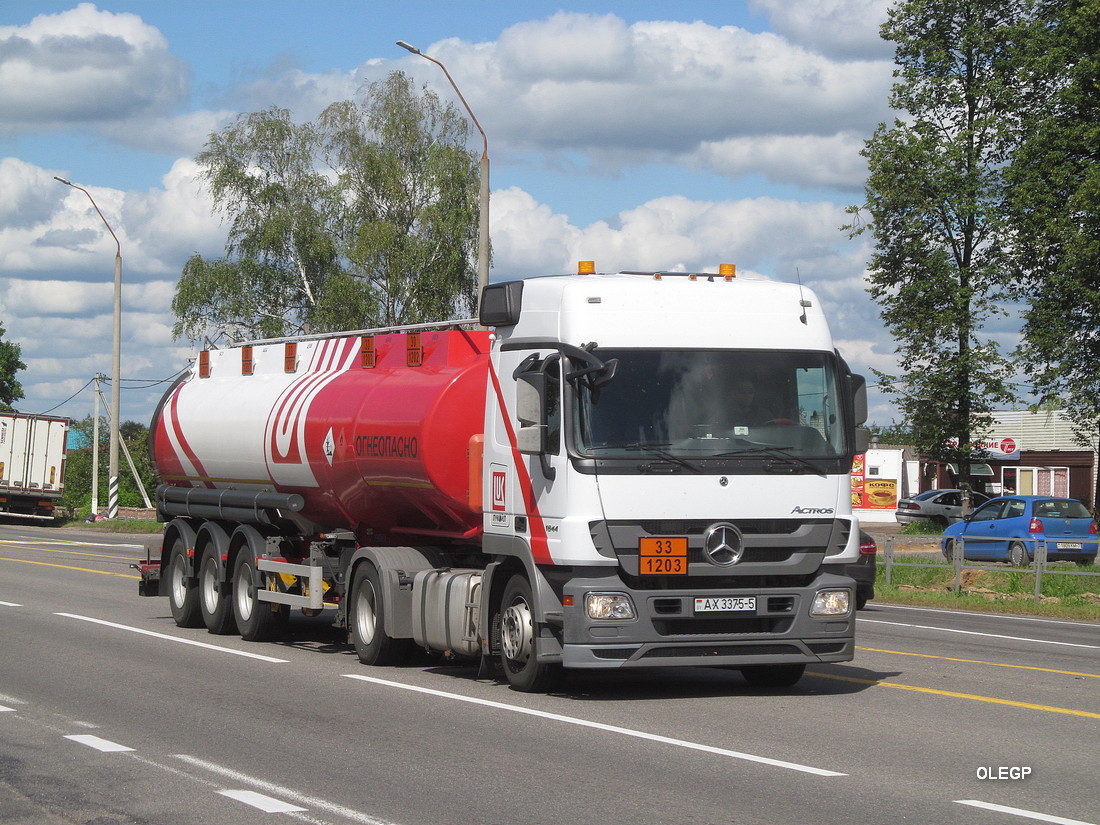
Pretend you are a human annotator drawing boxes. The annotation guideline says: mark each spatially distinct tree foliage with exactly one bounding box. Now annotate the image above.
[1006,0,1100,440]
[0,321,25,412]
[173,71,480,343]
[847,0,1035,483]
[61,417,156,515]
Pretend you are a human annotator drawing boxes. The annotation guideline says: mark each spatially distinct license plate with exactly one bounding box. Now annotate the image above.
[639,537,688,575]
[694,596,756,613]
[1057,542,1083,550]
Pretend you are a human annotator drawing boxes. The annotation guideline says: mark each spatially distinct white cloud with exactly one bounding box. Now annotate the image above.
[751,0,895,60]
[692,132,869,189]
[0,3,188,133]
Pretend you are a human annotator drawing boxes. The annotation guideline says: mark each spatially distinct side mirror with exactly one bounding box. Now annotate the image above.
[515,378,546,455]
[851,374,867,426]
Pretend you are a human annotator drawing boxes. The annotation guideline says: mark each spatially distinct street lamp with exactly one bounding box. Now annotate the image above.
[54,176,122,520]
[397,40,490,312]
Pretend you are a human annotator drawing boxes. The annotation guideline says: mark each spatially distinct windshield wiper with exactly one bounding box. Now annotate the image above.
[586,442,702,473]
[715,445,827,473]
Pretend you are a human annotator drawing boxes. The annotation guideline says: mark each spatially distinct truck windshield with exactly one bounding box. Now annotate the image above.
[573,349,849,459]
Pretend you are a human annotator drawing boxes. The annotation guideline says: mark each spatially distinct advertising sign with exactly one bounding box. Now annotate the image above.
[851,453,898,510]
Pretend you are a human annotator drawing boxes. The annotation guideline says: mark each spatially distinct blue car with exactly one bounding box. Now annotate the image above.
[941,495,1098,567]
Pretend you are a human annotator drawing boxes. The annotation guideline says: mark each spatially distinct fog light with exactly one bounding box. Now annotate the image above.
[811,589,851,617]
[585,592,636,620]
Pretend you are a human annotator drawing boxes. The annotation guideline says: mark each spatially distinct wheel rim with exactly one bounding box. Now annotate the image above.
[169,553,188,608]
[354,579,377,645]
[501,598,533,664]
[235,560,254,622]
[201,558,219,613]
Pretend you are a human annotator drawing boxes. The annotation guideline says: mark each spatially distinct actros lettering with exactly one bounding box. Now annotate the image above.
[790,506,835,515]
[355,434,418,458]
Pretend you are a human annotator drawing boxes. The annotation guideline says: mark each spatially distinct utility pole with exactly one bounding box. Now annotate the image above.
[56,177,122,518]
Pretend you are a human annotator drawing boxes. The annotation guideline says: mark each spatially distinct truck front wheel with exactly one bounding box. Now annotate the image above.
[741,664,806,688]
[349,563,407,665]
[499,575,559,693]
[166,537,201,628]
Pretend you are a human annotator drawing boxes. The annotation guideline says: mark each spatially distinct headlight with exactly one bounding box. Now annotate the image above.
[810,589,851,617]
[585,592,636,620]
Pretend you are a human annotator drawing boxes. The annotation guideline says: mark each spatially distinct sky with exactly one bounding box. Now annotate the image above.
[1,0,928,429]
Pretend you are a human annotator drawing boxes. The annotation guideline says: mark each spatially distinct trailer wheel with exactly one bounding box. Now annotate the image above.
[166,537,201,628]
[232,551,280,642]
[349,563,406,665]
[740,664,806,689]
[199,552,236,635]
[499,574,559,693]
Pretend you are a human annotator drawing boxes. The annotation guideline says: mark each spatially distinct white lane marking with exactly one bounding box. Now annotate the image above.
[956,799,1097,825]
[0,538,147,549]
[0,600,23,607]
[344,674,845,777]
[857,618,1100,650]
[0,705,15,712]
[872,603,1100,628]
[175,755,398,825]
[55,613,289,663]
[219,789,307,814]
[65,734,134,753]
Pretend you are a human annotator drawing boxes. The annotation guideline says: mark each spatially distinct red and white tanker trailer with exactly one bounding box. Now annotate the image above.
[140,264,868,691]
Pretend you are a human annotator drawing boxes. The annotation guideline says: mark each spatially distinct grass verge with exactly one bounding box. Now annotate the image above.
[874,554,1100,621]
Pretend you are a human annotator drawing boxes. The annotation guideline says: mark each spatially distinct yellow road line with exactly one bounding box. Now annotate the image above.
[808,671,1100,719]
[0,556,139,579]
[2,546,134,562]
[856,645,1100,679]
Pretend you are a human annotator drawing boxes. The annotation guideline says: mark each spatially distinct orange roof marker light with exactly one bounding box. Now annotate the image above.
[577,260,596,275]
[720,263,736,280]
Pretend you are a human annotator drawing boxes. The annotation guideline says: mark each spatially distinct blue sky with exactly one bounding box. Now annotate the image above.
[0,0,921,427]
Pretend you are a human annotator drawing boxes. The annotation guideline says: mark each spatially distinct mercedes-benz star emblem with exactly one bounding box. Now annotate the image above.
[703,522,744,566]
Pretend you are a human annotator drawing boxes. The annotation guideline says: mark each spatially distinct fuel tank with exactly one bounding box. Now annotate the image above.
[151,329,490,544]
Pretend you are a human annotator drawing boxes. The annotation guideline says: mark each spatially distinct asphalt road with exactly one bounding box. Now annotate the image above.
[1,522,1097,825]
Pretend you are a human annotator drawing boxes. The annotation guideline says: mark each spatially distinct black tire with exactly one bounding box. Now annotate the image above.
[943,539,956,562]
[1009,542,1029,568]
[166,536,202,628]
[232,550,280,642]
[741,664,806,688]
[349,563,408,665]
[856,592,869,611]
[199,551,236,635]
[499,574,560,693]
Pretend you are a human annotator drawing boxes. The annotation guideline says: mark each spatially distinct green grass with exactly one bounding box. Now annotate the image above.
[898,519,944,535]
[874,554,1100,620]
[59,517,163,534]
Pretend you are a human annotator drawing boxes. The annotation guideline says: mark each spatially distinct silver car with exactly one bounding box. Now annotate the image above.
[895,488,990,526]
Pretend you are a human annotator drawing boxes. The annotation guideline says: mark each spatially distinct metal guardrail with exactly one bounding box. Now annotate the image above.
[881,535,1100,601]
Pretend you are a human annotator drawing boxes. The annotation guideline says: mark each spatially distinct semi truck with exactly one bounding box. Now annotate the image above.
[138,264,868,691]
[0,413,68,521]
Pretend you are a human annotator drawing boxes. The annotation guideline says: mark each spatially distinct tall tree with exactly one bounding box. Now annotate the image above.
[173,71,480,343]
[1007,0,1100,446]
[846,0,1034,490]
[0,322,26,411]
[320,72,481,325]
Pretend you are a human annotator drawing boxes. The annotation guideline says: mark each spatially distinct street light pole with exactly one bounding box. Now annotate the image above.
[55,176,122,519]
[396,40,490,313]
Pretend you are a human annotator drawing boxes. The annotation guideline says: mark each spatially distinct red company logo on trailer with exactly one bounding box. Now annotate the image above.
[492,471,506,511]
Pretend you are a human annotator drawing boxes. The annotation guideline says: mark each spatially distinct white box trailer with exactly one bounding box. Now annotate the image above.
[0,413,69,520]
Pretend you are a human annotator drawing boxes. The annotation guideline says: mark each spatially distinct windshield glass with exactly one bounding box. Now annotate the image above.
[574,349,849,458]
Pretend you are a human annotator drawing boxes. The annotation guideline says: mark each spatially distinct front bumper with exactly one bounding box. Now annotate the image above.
[560,571,855,669]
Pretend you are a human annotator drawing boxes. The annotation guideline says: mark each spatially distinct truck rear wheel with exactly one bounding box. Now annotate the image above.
[232,551,281,642]
[199,552,236,635]
[166,537,202,628]
[499,574,559,693]
[349,563,407,665]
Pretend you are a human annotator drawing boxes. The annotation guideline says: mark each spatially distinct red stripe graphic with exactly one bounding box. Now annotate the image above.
[488,361,551,565]
[168,383,212,487]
